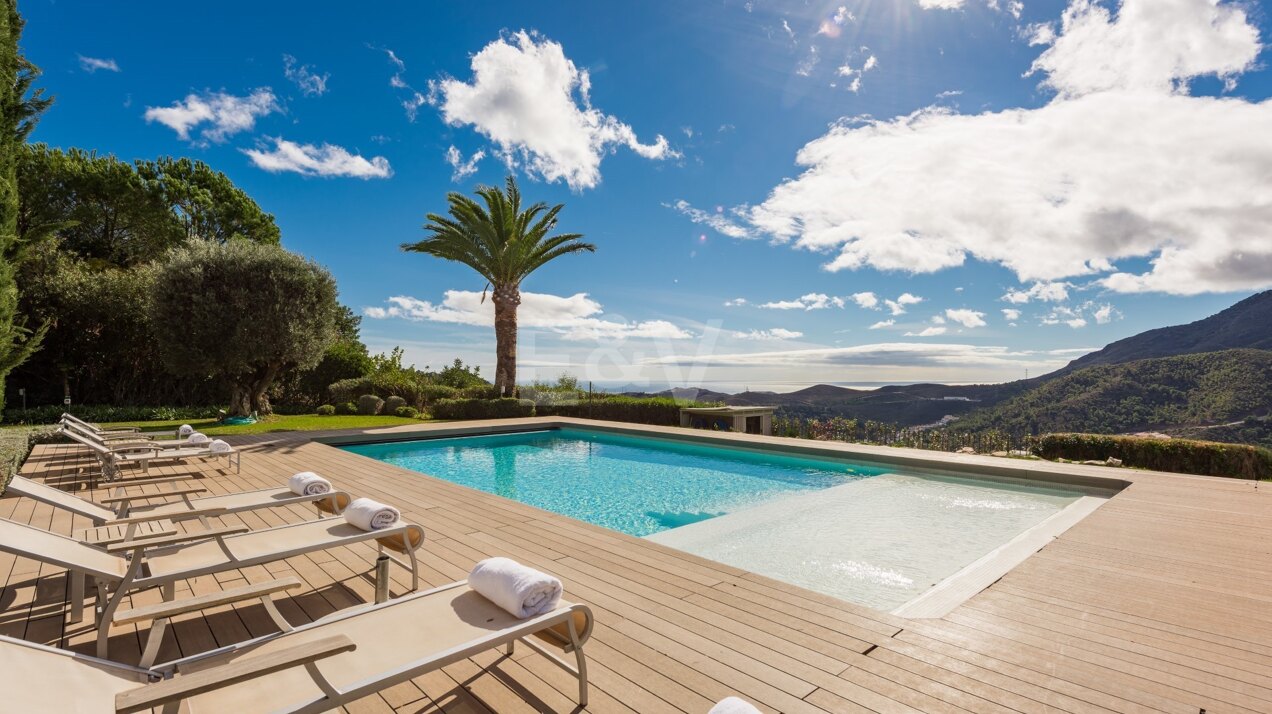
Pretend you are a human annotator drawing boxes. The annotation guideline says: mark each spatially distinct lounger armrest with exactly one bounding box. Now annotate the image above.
[100,486,208,505]
[113,577,304,626]
[105,443,160,455]
[114,635,356,714]
[108,474,202,489]
[105,524,250,553]
[110,506,227,526]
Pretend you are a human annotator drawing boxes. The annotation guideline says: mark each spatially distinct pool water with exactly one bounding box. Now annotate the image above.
[342,428,885,536]
[343,428,1088,610]
[648,472,1082,610]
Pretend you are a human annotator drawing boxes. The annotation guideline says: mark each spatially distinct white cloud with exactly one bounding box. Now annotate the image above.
[78,55,119,73]
[429,31,676,191]
[918,0,967,8]
[365,291,692,341]
[667,200,753,239]
[944,308,987,328]
[283,55,329,97]
[869,319,895,329]
[145,89,278,143]
[743,0,1272,296]
[850,292,879,309]
[884,293,923,315]
[243,138,392,179]
[733,328,804,341]
[646,342,1049,369]
[1024,22,1058,46]
[905,326,948,337]
[1092,303,1117,324]
[818,7,855,37]
[1030,0,1259,97]
[931,315,946,325]
[1002,281,1071,304]
[759,293,845,310]
[835,53,878,93]
[1001,308,1022,321]
[445,146,485,181]
[723,298,748,307]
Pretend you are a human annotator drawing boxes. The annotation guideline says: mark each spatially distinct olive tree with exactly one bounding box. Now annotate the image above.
[149,241,339,415]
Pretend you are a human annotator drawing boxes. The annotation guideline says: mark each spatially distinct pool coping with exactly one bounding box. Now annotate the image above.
[315,416,1138,494]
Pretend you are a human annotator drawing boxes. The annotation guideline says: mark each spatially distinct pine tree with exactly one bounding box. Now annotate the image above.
[0,0,51,413]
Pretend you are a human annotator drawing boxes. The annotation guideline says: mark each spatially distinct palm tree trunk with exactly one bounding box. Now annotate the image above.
[491,284,520,396]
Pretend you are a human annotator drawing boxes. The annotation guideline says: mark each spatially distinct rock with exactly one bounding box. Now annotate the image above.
[1130,432,1171,440]
[1081,460,1105,466]
[955,446,976,454]
[1106,457,1123,466]
[1008,449,1032,457]
[991,450,1008,457]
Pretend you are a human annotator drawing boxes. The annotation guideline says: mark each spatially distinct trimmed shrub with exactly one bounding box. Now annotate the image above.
[329,375,460,410]
[316,404,336,416]
[394,405,420,418]
[535,396,710,427]
[383,396,407,414]
[1034,433,1272,480]
[430,398,535,420]
[3,404,216,425]
[357,394,384,416]
[1,426,57,495]
[338,401,358,415]
[459,385,503,400]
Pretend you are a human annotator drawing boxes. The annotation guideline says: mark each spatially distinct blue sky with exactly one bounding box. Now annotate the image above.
[22,0,1272,391]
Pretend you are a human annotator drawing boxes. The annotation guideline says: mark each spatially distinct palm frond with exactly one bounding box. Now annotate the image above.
[405,175,592,289]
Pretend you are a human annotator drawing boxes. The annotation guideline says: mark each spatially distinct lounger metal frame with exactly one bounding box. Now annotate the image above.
[157,579,595,710]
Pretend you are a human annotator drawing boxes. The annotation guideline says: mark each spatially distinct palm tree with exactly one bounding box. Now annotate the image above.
[403,176,594,396]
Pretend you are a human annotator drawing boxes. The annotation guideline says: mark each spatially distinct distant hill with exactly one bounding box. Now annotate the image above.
[639,291,1272,438]
[951,349,1272,440]
[661,381,1031,425]
[1058,290,1272,373]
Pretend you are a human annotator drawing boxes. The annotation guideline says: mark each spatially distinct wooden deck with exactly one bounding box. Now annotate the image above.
[3,418,1270,713]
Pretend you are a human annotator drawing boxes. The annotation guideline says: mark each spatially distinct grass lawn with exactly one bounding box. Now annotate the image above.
[98,413,431,436]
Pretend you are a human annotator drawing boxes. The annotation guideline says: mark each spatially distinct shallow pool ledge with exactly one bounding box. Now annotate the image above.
[891,491,1110,618]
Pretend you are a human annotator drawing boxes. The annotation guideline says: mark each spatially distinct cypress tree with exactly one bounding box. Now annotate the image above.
[0,0,51,413]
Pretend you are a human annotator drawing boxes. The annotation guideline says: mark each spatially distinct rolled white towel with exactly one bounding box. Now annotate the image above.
[288,471,332,496]
[343,497,400,531]
[209,439,232,453]
[187,432,210,446]
[177,424,194,437]
[708,698,762,714]
[468,557,563,619]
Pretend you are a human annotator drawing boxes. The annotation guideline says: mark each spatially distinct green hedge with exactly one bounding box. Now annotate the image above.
[0,427,57,494]
[430,398,535,420]
[4,404,217,425]
[536,396,711,426]
[329,375,458,409]
[1034,433,1272,480]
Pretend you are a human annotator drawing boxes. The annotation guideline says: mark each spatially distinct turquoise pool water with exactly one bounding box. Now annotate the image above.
[341,428,886,536]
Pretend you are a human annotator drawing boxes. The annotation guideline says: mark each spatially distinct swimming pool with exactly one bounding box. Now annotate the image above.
[342,427,1098,611]
[342,428,887,536]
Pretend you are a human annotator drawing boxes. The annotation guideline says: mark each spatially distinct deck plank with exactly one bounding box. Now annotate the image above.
[1,419,1269,713]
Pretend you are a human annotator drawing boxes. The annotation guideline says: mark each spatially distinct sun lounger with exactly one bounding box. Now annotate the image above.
[59,419,202,450]
[0,573,592,712]
[61,428,240,479]
[61,412,142,436]
[0,515,425,657]
[4,474,352,538]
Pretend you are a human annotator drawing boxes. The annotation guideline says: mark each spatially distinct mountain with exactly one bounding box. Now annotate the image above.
[1058,290,1272,373]
[951,349,1272,441]
[644,291,1272,433]
[660,381,1031,425]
